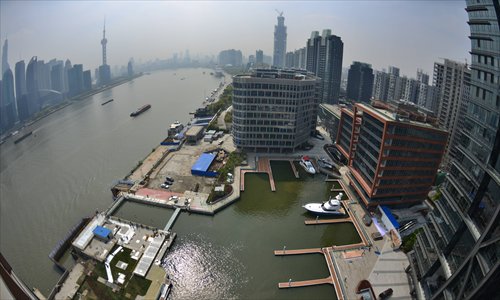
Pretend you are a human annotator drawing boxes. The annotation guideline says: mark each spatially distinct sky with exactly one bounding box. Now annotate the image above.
[1,1,470,77]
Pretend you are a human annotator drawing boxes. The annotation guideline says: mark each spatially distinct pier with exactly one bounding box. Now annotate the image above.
[304,217,351,225]
[274,247,345,300]
[240,157,276,192]
[164,208,182,231]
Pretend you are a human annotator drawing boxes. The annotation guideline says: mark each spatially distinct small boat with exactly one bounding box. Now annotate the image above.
[299,156,316,174]
[11,130,19,136]
[130,104,151,117]
[101,99,114,106]
[303,193,346,216]
[14,131,33,144]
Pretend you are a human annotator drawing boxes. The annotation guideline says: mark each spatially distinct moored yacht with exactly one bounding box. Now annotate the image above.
[303,193,346,216]
[299,156,316,174]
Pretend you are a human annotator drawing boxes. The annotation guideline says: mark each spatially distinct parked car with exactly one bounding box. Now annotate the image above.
[165,176,174,182]
[379,288,393,299]
[160,183,169,189]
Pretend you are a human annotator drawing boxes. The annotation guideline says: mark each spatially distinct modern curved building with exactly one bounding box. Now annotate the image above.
[232,68,319,153]
[407,1,500,299]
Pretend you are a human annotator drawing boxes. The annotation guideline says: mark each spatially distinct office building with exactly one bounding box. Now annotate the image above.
[218,49,243,66]
[434,59,471,165]
[273,12,287,68]
[408,1,500,299]
[255,50,264,65]
[50,63,64,93]
[14,60,27,110]
[127,59,134,77]
[306,29,344,104]
[68,64,83,96]
[1,39,9,77]
[232,68,319,152]
[318,103,342,142]
[1,68,16,131]
[337,102,447,207]
[285,52,294,68]
[26,56,40,117]
[294,47,306,69]
[346,61,374,103]
[83,70,92,91]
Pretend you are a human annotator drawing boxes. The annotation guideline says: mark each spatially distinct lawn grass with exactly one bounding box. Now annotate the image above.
[74,246,152,300]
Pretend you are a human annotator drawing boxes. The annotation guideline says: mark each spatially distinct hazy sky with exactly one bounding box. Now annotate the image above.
[1,1,470,77]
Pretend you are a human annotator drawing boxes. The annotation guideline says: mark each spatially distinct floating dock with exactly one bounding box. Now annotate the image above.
[164,208,181,231]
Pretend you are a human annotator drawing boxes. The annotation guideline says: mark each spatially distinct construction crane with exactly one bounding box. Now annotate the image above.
[275,9,283,17]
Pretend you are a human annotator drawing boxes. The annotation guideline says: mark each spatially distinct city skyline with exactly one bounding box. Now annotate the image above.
[1,1,469,76]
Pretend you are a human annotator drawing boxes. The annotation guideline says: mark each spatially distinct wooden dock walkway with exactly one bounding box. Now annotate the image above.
[274,248,323,256]
[304,217,351,225]
[324,247,345,300]
[278,277,333,289]
[240,158,276,192]
[289,160,299,178]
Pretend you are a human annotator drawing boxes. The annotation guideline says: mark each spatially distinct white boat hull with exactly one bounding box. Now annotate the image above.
[302,203,346,216]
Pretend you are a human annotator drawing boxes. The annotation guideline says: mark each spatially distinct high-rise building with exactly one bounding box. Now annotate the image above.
[68,64,84,96]
[434,59,471,165]
[407,1,500,299]
[232,68,319,152]
[98,21,111,86]
[218,49,242,66]
[273,12,287,68]
[417,68,430,85]
[1,68,17,131]
[372,70,389,101]
[293,47,306,69]
[50,63,64,93]
[1,39,9,77]
[306,29,344,104]
[346,61,374,103]
[127,59,134,77]
[285,51,294,68]
[337,102,447,207]
[255,50,264,65]
[83,70,92,91]
[26,56,40,117]
[14,60,26,101]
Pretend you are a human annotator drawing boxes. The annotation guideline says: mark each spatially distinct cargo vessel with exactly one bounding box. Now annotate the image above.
[101,99,114,106]
[14,131,33,144]
[130,104,151,117]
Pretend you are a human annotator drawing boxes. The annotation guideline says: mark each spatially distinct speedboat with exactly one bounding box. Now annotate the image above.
[299,156,316,174]
[303,193,346,216]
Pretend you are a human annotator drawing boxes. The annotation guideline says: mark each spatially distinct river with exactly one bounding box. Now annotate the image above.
[0,68,223,294]
[0,69,359,299]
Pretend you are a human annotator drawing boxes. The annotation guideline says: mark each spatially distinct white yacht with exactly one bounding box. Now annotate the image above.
[303,193,346,216]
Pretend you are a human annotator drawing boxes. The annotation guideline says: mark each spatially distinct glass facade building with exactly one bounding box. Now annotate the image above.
[232,69,319,152]
[408,1,500,299]
[337,103,447,207]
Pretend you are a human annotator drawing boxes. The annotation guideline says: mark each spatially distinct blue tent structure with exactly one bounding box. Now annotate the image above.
[93,226,112,241]
[380,206,400,230]
[191,153,218,177]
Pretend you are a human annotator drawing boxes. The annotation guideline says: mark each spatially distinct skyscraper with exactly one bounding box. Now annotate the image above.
[434,59,471,165]
[273,11,287,68]
[346,61,374,103]
[83,70,92,91]
[68,64,84,96]
[255,50,264,65]
[50,62,64,93]
[1,68,16,131]
[26,56,40,117]
[98,21,111,86]
[306,29,344,104]
[1,39,9,77]
[408,1,500,299]
[218,49,242,66]
[15,60,29,122]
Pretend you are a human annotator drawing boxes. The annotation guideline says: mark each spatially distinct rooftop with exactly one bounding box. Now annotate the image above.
[235,68,317,81]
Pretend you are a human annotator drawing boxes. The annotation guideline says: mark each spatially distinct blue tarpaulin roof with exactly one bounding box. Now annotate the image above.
[380,206,400,229]
[93,226,112,239]
[191,153,217,176]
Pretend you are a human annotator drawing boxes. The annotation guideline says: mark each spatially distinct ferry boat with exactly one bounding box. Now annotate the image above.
[299,156,316,174]
[130,104,151,117]
[303,193,346,216]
